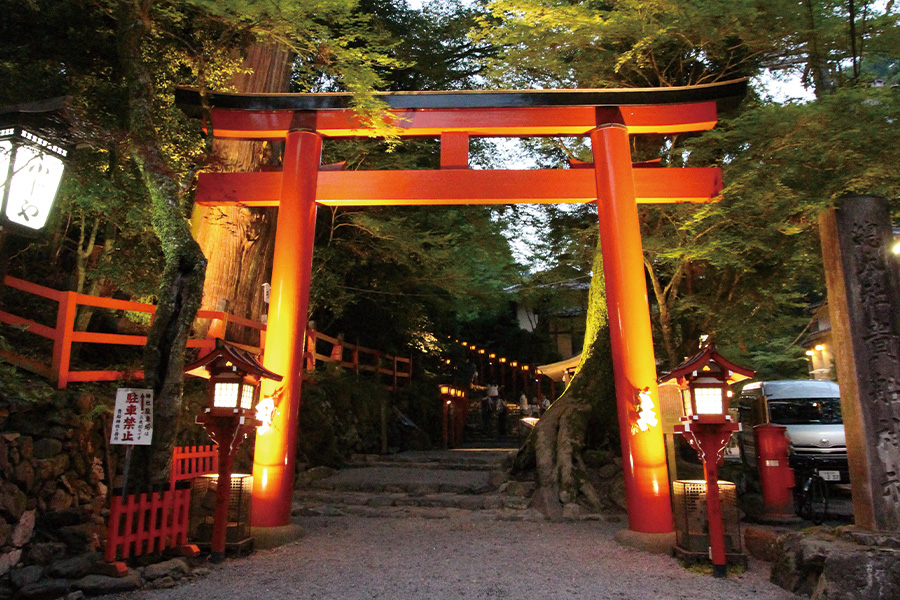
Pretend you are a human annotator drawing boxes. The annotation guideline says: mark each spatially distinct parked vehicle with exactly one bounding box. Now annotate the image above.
[737,380,849,484]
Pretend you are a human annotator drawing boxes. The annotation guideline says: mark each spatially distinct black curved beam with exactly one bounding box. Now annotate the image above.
[175,79,747,116]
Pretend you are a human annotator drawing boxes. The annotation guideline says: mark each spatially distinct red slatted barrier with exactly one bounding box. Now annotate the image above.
[104,485,192,562]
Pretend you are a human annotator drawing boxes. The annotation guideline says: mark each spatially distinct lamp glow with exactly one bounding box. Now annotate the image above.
[632,388,659,433]
[255,396,276,435]
[693,386,724,415]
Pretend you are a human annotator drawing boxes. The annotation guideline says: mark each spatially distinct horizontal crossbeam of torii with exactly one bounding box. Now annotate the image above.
[176,79,746,537]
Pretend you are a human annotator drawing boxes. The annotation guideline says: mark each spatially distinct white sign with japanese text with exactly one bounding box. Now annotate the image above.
[110,388,153,445]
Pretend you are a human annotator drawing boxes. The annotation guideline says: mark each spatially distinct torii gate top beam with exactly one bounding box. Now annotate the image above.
[175,79,746,140]
[178,80,746,207]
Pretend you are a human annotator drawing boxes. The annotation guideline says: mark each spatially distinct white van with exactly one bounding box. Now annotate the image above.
[737,380,848,483]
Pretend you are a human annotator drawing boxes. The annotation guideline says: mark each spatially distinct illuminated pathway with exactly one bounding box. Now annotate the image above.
[104,514,797,600]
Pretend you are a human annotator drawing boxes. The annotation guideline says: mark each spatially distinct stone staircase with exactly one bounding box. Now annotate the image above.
[292,447,546,521]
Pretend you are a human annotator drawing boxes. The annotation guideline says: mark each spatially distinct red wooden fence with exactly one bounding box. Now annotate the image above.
[0,276,411,390]
[105,445,219,562]
[305,326,412,391]
[170,444,218,487]
[104,485,192,561]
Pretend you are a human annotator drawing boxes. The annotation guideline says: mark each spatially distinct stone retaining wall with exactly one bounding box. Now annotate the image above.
[0,393,115,598]
[771,526,900,599]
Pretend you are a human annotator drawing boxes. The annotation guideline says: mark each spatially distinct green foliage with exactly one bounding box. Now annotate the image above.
[707,88,900,205]
[472,0,779,88]
[311,202,520,354]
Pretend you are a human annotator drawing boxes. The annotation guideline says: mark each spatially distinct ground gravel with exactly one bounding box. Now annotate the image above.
[106,514,801,600]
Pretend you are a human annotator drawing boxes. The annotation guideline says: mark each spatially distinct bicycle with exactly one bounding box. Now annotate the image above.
[793,458,830,524]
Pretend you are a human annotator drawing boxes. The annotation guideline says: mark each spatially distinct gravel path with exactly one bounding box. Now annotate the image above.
[106,514,801,600]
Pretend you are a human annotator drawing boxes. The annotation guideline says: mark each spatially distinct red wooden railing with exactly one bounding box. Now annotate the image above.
[170,444,218,487]
[0,275,263,389]
[305,326,412,391]
[105,485,193,561]
[0,276,411,390]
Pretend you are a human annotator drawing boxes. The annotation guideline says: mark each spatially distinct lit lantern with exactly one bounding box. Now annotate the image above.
[0,121,68,232]
[660,343,755,577]
[664,343,754,419]
[186,340,282,418]
[440,383,466,448]
[185,339,282,562]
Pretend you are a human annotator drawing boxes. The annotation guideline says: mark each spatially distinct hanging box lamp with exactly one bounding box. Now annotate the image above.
[0,98,70,232]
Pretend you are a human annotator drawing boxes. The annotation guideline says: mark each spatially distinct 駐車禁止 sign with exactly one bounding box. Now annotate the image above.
[109,388,153,445]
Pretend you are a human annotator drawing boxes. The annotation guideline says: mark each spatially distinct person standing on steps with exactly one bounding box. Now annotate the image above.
[540,396,551,415]
[496,395,508,439]
[461,358,477,390]
[481,393,492,435]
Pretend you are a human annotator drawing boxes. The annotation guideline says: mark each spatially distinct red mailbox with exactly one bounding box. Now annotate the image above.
[754,424,795,519]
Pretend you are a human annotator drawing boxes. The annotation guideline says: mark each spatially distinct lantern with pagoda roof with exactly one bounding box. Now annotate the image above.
[185,340,282,561]
[659,342,755,578]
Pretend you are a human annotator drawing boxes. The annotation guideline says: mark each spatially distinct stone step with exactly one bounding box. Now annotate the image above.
[292,501,547,522]
[292,449,548,521]
[347,449,515,472]
[308,466,507,495]
[294,489,532,511]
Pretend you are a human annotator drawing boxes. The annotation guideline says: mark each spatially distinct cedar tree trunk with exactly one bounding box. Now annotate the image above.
[192,44,292,344]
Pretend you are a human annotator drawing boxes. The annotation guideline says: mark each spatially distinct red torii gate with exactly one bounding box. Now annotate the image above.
[177,80,746,535]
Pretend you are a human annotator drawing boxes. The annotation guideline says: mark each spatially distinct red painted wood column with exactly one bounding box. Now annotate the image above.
[591,116,674,534]
[252,125,322,527]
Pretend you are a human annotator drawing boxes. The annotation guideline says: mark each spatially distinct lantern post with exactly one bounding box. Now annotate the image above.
[440,384,452,449]
[185,340,282,562]
[662,343,754,577]
[440,384,466,448]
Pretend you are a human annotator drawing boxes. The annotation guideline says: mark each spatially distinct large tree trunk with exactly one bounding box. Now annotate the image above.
[514,244,620,518]
[192,44,292,344]
[117,0,208,491]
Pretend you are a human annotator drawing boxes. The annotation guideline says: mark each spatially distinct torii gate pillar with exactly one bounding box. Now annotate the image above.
[591,118,673,533]
[252,127,322,527]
